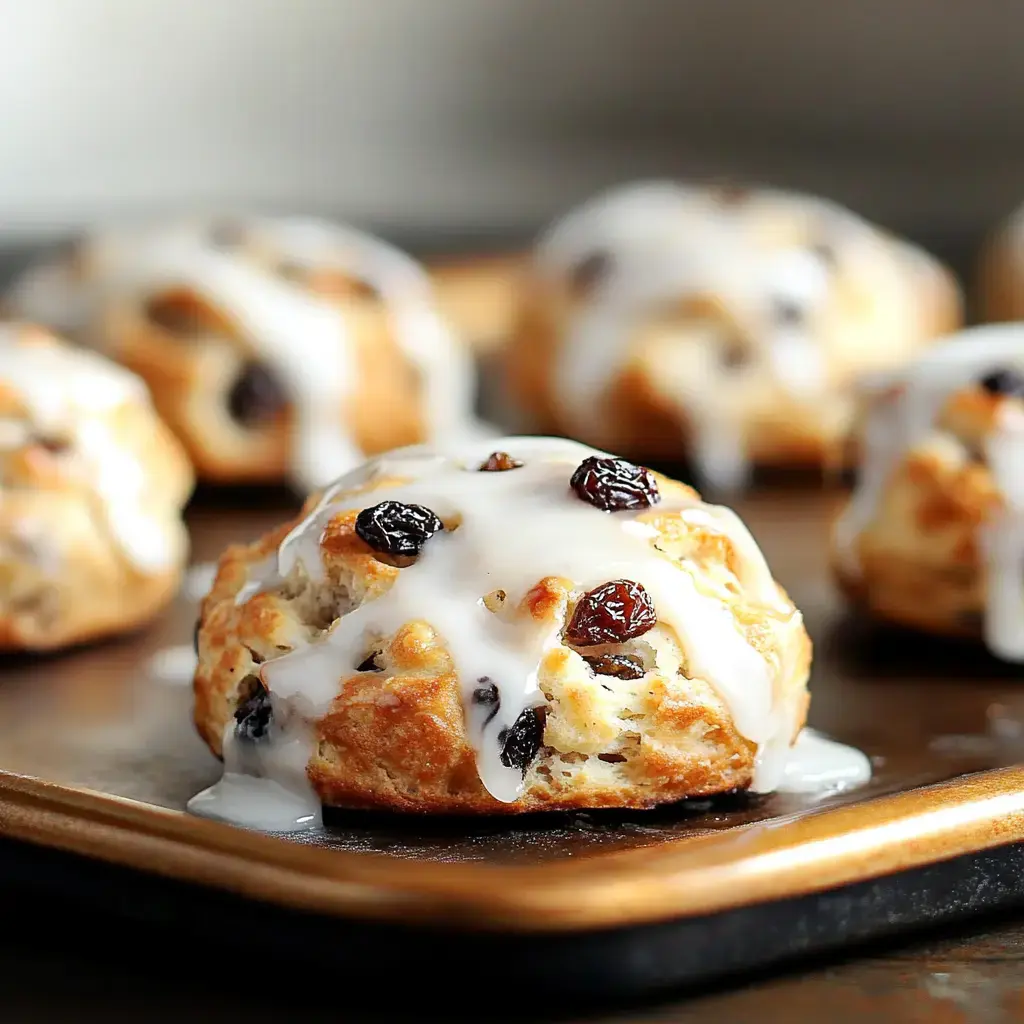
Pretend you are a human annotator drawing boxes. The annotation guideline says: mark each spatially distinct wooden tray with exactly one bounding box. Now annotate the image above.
[1,485,1023,998]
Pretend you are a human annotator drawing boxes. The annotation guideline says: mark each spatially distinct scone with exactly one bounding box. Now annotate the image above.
[3,217,478,492]
[509,180,962,490]
[191,435,812,825]
[0,322,193,649]
[832,323,1024,662]
[978,202,1024,323]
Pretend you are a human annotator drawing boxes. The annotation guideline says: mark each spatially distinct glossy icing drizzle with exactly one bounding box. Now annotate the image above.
[835,324,1024,662]
[4,217,477,493]
[188,436,833,832]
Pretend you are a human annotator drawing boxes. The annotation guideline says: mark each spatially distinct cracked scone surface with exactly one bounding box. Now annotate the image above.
[194,436,810,815]
[0,323,193,649]
[832,324,1024,661]
[509,181,961,491]
[3,216,476,491]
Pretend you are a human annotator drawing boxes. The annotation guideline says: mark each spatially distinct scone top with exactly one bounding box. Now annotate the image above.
[3,216,476,492]
[526,180,956,490]
[226,436,809,808]
[836,323,1024,660]
[0,322,192,573]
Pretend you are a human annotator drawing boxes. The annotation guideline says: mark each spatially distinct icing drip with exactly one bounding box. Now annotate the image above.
[775,728,873,794]
[3,217,477,493]
[0,326,177,572]
[836,323,1024,662]
[538,181,912,490]
[195,436,816,828]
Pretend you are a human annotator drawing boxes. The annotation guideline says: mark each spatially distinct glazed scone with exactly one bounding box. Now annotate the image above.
[509,181,962,491]
[191,436,813,825]
[833,324,1024,661]
[3,217,479,492]
[0,323,193,649]
[425,252,527,354]
[978,202,1024,323]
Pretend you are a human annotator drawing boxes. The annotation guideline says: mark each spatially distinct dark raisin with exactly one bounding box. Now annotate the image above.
[208,219,246,249]
[193,618,201,656]
[227,361,288,427]
[34,435,70,455]
[570,457,660,512]
[570,252,611,296]
[234,679,272,742]
[566,580,657,646]
[356,650,383,672]
[811,240,837,267]
[720,338,751,370]
[979,368,1024,399]
[479,451,523,472]
[355,501,443,559]
[773,298,805,326]
[709,180,750,205]
[277,260,307,282]
[499,706,546,774]
[473,678,501,727]
[582,652,646,680]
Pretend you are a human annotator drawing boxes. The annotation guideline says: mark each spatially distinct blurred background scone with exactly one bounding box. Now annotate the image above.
[192,437,810,823]
[832,324,1024,662]
[508,181,962,491]
[3,217,480,492]
[0,323,193,650]
[978,202,1024,324]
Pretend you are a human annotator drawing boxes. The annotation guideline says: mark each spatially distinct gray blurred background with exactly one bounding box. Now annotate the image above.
[3,0,1024,261]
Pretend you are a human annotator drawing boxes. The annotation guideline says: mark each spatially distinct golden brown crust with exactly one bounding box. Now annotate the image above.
[194,465,811,813]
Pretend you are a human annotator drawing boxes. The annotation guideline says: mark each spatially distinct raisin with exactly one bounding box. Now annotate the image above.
[570,251,611,296]
[479,451,523,472]
[34,435,70,455]
[356,650,383,672]
[709,180,750,205]
[208,219,246,249]
[234,679,272,742]
[582,652,645,680]
[473,678,500,727]
[773,298,804,326]
[228,361,288,426]
[979,368,1024,399]
[570,457,659,512]
[566,580,657,646]
[719,338,750,370]
[355,501,443,559]
[277,260,307,282]
[811,240,837,267]
[499,706,546,774]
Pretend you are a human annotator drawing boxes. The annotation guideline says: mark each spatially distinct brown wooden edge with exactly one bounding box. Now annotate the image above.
[0,766,1021,934]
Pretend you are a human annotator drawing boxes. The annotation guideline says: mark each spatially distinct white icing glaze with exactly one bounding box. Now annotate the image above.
[537,181,910,491]
[194,436,814,830]
[4,217,478,494]
[0,326,177,572]
[835,323,1024,662]
[775,728,872,794]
